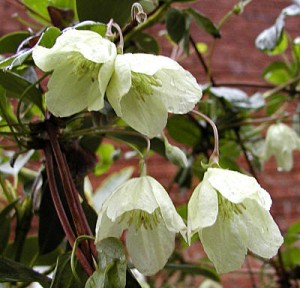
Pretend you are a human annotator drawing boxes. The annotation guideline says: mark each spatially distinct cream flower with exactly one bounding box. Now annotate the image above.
[262,123,300,171]
[95,176,187,275]
[188,168,283,273]
[106,53,202,138]
[32,29,117,117]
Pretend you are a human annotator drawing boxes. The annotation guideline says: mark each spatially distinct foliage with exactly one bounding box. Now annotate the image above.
[0,0,299,287]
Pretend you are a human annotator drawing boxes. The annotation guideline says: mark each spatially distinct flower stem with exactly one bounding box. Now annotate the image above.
[191,110,219,165]
[44,143,94,276]
[45,120,97,263]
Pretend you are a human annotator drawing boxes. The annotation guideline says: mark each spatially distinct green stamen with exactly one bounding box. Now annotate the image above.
[218,193,246,220]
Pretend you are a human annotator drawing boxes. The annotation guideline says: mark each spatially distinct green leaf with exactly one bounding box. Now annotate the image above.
[0,70,43,111]
[184,8,220,38]
[94,143,117,176]
[75,22,107,37]
[22,0,51,24]
[266,94,285,116]
[281,246,300,268]
[76,0,135,27]
[0,31,31,54]
[131,32,159,54]
[166,9,186,43]
[0,86,18,126]
[51,253,87,288]
[38,27,61,48]
[263,61,291,84]
[167,115,201,146]
[267,31,288,55]
[0,255,51,287]
[88,238,126,288]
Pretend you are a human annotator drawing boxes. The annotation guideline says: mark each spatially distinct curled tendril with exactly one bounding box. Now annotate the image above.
[131,2,147,24]
[106,19,124,53]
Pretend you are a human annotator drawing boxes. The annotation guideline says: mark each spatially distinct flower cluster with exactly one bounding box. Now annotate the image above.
[32,29,202,138]
[95,168,283,275]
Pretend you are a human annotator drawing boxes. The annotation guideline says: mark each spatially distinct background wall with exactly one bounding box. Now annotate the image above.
[1,0,300,287]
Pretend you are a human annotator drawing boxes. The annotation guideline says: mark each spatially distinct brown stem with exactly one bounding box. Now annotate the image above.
[45,121,97,262]
[44,143,94,276]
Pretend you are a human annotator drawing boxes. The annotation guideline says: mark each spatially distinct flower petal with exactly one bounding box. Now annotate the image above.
[117,85,168,138]
[242,199,283,258]
[45,61,103,117]
[200,215,248,273]
[206,168,271,209]
[126,222,175,275]
[188,180,218,238]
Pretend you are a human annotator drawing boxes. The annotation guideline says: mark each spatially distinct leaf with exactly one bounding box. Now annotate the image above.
[76,0,135,27]
[167,115,201,146]
[75,21,107,37]
[185,8,220,38]
[166,9,186,43]
[266,94,286,116]
[255,14,285,51]
[0,31,31,54]
[92,167,134,212]
[131,32,159,54]
[51,253,87,288]
[0,70,43,111]
[47,6,75,29]
[0,255,51,287]
[210,87,265,109]
[38,27,61,48]
[88,238,126,288]
[263,61,291,84]
[94,143,117,176]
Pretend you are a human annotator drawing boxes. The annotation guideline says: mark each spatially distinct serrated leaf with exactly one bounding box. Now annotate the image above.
[0,255,51,287]
[166,9,186,43]
[76,0,135,27]
[0,70,43,111]
[185,8,220,38]
[0,31,31,54]
[167,115,201,146]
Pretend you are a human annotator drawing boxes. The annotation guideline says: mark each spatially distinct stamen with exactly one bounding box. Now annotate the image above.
[218,193,246,220]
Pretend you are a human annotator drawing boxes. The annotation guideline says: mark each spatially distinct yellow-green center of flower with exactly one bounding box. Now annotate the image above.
[131,72,162,101]
[70,53,100,82]
[217,193,246,220]
[119,208,161,231]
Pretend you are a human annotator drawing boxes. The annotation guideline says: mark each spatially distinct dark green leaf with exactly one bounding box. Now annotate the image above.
[0,255,51,287]
[166,9,186,43]
[185,8,220,38]
[75,21,107,37]
[167,115,201,146]
[51,253,87,288]
[76,0,135,27]
[0,70,43,111]
[131,32,159,54]
[263,61,291,84]
[0,86,18,126]
[0,31,31,54]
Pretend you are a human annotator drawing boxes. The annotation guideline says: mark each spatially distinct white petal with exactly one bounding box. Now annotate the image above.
[117,85,168,138]
[200,215,248,273]
[147,176,187,237]
[154,68,201,114]
[95,212,124,243]
[126,222,175,275]
[45,61,103,117]
[105,177,160,221]
[206,168,271,209]
[187,180,218,238]
[242,199,283,258]
[106,55,132,116]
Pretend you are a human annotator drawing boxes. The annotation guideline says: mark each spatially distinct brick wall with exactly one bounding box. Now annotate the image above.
[1,1,300,287]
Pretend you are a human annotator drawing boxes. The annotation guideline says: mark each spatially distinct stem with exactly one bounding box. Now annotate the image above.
[123,2,170,43]
[191,110,219,164]
[44,143,94,276]
[189,36,215,85]
[45,121,97,262]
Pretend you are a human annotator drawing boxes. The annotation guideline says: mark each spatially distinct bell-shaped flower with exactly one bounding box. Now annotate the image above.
[95,176,187,275]
[188,168,283,273]
[262,123,300,171]
[32,29,117,117]
[106,53,202,138]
